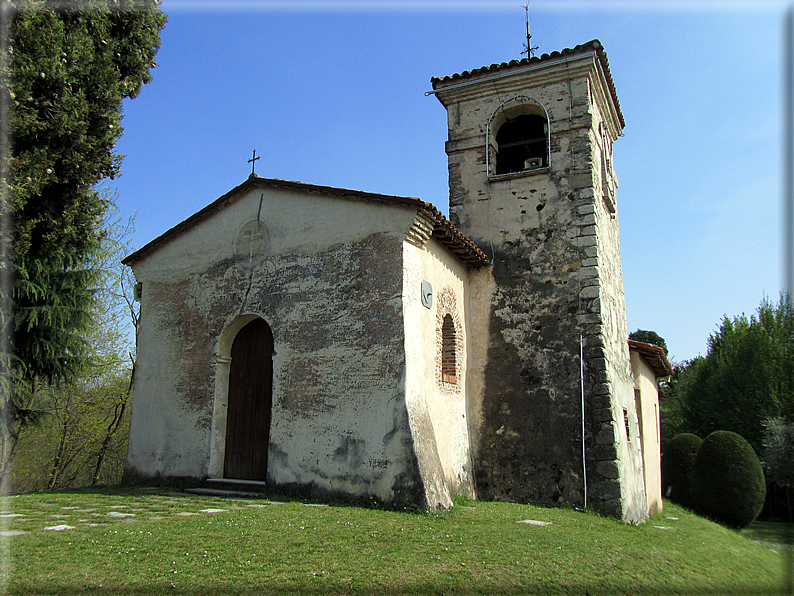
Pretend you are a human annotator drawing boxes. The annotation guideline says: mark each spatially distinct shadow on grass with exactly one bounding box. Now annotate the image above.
[742,519,793,595]
[15,483,452,521]
[744,520,794,549]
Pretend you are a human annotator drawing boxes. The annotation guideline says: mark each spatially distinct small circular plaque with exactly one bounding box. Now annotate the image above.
[235,220,270,267]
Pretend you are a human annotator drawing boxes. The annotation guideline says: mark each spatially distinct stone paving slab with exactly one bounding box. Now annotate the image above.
[517,520,552,526]
[0,492,318,535]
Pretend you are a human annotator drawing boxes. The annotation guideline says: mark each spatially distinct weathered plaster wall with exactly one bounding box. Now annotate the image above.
[402,227,476,507]
[630,351,663,516]
[125,186,432,507]
[463,266,497,489]
[434,50,647,521]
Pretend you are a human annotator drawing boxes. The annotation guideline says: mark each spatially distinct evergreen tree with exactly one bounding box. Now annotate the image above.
[0,1,165,479]
[683,294,794,454]
[5,193,139,491]
[8,0,164,380]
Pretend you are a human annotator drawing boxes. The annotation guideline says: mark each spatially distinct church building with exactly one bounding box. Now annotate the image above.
[122,40,668,523]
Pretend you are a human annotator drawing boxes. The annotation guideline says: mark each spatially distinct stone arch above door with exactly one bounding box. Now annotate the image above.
[208,314,274,480]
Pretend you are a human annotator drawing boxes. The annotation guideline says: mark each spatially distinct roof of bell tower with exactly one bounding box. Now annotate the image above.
[430,39,623,129]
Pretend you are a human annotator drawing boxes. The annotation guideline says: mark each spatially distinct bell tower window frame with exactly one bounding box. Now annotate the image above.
[487,95,550,180]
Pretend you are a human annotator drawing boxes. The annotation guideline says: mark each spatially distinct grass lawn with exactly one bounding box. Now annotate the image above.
[0,487,788,595]
[743,519,794,552]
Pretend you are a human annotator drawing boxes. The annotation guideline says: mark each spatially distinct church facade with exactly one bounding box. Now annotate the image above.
[123,40,665,523]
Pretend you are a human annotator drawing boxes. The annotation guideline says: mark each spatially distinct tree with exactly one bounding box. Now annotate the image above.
[682,294,794,454]
[629,329,668,356]
[83,197,139,486]
[11,369,134,492]
[661,432,702,508]
[7,195,139,492]
[691,430,766,528]
[762,417,794,521]
[658,357,703,450]
[1,1,165,475]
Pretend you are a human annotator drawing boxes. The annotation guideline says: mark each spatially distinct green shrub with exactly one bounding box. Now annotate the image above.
[662,433,702,508]
[691,430,766,528]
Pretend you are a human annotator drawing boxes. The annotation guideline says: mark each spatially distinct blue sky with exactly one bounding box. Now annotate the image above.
[112,0,788,363]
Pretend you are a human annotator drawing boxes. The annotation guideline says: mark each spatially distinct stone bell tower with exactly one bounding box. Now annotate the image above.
[431,40,648,522]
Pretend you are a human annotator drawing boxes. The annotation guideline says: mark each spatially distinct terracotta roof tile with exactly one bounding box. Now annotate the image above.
[431,39,624,129]
[122,174,490,269]
[628,340,675,379]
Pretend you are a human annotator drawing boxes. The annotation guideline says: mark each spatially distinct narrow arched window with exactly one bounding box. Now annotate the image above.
[495,114,547,174]
[441,314,457,384]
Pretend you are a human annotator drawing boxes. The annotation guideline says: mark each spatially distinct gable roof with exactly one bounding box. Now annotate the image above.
[430,39,624,130]
[628,340,674,379]
[122,174,490,269]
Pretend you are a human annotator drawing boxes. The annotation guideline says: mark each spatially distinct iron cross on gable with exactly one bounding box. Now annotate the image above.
[248,149,261,175]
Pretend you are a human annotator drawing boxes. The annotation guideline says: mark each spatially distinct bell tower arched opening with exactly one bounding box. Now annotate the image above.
[487,96,549,178]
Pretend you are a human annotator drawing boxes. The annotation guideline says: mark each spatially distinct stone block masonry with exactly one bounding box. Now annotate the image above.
[432,40,648,522]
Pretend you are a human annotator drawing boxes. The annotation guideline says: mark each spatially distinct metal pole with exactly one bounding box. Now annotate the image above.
[581,334,587,510]
[783,10,794,593]
[786,6,794,298]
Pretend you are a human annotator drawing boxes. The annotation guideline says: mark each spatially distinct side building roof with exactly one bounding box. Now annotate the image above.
[122,174,490,269]
[628,340,675,379]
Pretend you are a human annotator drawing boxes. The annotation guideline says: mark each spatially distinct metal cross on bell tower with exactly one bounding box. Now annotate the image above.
[522,2,539,59]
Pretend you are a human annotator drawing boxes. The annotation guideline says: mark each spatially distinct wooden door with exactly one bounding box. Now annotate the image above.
[224,318,274,480]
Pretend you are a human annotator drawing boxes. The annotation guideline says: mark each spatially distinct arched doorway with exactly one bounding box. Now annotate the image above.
[224,317,274,480]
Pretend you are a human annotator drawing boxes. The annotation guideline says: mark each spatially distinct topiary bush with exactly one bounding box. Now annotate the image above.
[662,433,702,508]
[691,430,766,528]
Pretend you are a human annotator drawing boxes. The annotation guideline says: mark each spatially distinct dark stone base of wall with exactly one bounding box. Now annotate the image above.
[121,468,204,491]
[122,466,432,511]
